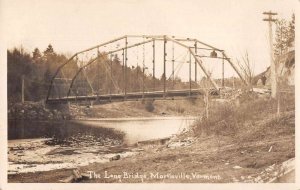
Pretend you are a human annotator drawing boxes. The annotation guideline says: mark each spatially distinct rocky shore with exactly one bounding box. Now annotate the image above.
[8,102,68,120]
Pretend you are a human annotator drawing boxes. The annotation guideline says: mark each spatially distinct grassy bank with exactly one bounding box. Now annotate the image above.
[8,92,295,183]
[192,91,294,140]
[69,98,205,119]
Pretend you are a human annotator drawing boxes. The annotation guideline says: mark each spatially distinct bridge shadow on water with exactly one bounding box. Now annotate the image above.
[8,119,125,146]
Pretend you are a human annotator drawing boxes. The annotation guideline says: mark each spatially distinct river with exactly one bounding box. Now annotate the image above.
[8,117,196,174]
[8,117,196,144]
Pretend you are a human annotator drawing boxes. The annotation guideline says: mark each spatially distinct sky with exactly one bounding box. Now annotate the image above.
[0,0,296,77]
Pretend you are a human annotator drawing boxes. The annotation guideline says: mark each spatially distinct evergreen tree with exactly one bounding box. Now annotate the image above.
[274,19,289,56]
[43,44,55,57]
[7,48,33,102]
[287,13,295,47]
[113,54,120,64]
[44,67,52,83]
[274,14,295,56]
[32,48,42,60]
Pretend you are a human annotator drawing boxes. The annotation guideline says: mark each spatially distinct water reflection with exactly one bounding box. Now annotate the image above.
[8,117,195,145]
[8,119,123,141]
[75,117,195,144]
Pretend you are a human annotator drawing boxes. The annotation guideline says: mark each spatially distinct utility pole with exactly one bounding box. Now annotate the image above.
[263,11,277,99]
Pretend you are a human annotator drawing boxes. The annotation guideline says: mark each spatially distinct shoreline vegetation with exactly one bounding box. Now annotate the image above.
[7,90,295,183]
[8,98,205,121]
[6,16,295,182]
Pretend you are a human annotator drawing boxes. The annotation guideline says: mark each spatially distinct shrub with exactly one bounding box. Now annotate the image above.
[145,100,155,112]
[193,103,237,137]
[192,91,295,138]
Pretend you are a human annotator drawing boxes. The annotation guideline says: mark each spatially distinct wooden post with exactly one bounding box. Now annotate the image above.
[189,52,192,96]
[222,54,225,87]
[277,90,280,118]
[233,76,235,89]
[21,75,25,103]
[205,90,209,119]
[142,67,145,98]
[194,42,197,84]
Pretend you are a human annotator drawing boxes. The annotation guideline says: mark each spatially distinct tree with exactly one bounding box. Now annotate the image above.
[202,71,213,119]
[287,13,295,47]
[160,73,166,81]
[273,14,295,118]
[43,44,55,57]
[274,14,295,57]
[32,48,42,60]
[274,19,289,56]
[113,54,120,64]
[236,51,254,87]
[7,48,33,102]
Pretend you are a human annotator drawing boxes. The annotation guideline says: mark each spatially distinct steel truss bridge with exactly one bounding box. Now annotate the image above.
[46,35,247,104]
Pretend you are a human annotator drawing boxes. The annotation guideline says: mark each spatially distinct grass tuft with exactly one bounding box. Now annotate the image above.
[192,92,295,140]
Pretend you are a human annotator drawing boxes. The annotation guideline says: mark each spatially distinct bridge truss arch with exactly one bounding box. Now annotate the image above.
[46,35,248,104]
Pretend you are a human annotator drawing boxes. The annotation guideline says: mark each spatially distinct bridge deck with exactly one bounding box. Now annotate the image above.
[46,89,219,104]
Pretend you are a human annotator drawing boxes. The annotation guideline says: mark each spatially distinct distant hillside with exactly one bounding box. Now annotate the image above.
[253,49,295,87]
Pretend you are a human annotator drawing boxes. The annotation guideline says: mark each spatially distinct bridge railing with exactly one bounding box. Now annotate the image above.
[46,35,248,103]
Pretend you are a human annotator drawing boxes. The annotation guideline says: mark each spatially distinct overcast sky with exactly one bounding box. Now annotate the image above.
[1,0,296,76]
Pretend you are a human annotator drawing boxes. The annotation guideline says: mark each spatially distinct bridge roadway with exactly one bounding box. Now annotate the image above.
[46,88,219,104]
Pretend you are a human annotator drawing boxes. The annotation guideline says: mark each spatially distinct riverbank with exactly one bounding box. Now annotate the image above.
[68,98,204,119]
[8,117,294,182]
[7,117,194,176]
[8,92,295,183]
[8,98,205,120]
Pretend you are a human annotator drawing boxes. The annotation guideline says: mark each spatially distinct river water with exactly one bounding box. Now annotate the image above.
[8,117,196,174]
[74,117,196,144]
[8,117,196,144]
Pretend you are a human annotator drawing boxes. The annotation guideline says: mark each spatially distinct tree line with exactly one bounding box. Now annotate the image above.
[8,45,192,104]
[274,13,295,57]
[7,45,69,103]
